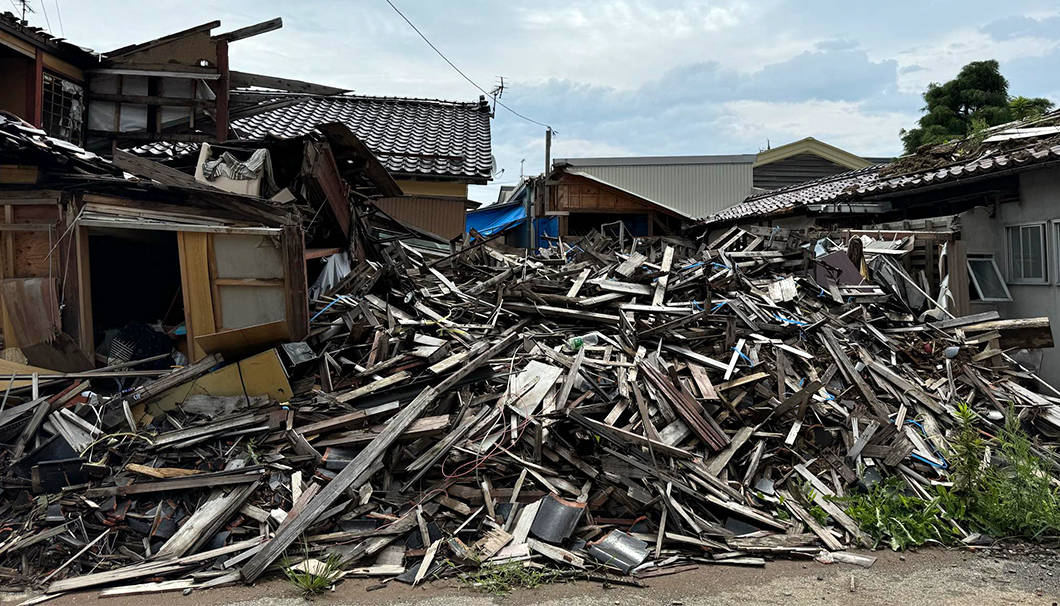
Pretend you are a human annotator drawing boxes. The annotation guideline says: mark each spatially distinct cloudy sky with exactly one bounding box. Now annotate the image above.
[42,0,1060,203]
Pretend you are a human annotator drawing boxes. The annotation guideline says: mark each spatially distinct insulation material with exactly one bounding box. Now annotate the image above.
[87,76,212,134]
[160,79,192,126]
[308,252,351,300]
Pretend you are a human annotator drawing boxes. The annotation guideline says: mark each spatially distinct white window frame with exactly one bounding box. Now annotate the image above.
[966,252,1012,302]
[1005,222,1048,285]
[1052,220,1060,286]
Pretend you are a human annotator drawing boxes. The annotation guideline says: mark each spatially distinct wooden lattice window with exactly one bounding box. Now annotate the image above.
[42,73,84,145]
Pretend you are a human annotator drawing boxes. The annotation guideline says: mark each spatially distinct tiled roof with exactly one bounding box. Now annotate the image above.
[0,11,96,63]
[133,95,493,182]
[710,165,883,223]
[708,138,1060,225]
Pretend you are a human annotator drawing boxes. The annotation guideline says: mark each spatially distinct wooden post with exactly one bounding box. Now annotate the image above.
[283,224,309,341]
[27,49,43,128]
[75,224,94,359]
[215,40,229,142]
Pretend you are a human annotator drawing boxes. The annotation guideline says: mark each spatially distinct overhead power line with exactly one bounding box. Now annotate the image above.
[383,0,554,130]
[37,0,50,32]
[54,0,63,36]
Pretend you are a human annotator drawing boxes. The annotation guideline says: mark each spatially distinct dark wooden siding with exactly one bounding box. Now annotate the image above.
[371,196,467,240]
[753,153,850,191]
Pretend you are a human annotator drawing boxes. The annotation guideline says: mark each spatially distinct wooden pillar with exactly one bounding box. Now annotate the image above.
[283,224,309,341]
[74,224,94,358]
[215,40,229,142]
[26,49,43,127]
[949,240,971,317]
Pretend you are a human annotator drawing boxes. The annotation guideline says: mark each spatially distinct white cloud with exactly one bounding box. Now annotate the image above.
[896,30,1060,93]
[722,100,914,156]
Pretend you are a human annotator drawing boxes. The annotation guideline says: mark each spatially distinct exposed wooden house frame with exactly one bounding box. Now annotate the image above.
[546,169,696,238]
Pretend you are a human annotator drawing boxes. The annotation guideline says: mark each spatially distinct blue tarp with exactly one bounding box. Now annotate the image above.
[535,216,558,248]
[465,202,526,238]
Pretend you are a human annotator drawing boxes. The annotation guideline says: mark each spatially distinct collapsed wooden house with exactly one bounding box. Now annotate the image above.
[703,110,1060,383]
[0,113,427,372]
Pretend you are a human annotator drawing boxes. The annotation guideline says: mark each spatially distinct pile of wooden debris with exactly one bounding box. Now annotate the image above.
[2,222,1057,599]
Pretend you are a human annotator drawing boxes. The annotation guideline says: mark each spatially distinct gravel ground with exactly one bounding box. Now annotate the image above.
[5,547,1060,606]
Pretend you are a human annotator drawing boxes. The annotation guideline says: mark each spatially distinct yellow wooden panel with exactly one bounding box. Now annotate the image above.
[238,348,293,403]
[177,232,215,362]
[141,348,292,419]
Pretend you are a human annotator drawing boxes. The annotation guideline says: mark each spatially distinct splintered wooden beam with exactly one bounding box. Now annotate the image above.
[568,411,695,460]
[240,332,520,583]
[335,372,410,403]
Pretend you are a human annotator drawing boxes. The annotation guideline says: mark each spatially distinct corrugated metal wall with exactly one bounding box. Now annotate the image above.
[372,196,467,240]
[569,163,754,219]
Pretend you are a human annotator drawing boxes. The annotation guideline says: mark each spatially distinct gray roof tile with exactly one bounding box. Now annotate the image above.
[132,94,493,182]
[709,140,1060,224]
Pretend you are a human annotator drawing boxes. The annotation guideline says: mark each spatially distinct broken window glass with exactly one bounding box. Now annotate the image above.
[42,73,84,146]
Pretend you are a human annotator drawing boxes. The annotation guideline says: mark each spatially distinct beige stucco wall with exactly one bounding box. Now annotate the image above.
[960,165,1060,383]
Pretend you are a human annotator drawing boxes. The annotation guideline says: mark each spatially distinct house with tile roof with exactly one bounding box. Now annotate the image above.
[702,110,1060,383]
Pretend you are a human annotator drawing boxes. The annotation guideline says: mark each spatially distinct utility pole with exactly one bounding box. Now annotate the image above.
[530,127,551,250]
[544,127,552,175]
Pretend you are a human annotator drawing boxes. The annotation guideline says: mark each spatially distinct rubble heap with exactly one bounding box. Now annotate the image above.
[2,221,1058,597]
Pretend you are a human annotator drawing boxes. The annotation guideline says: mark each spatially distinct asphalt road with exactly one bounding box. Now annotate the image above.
[6,545,1060,606]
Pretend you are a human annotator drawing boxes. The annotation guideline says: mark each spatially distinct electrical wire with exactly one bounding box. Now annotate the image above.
[37,0,49,32]
[53,0,62,36]
[383,0,553,130]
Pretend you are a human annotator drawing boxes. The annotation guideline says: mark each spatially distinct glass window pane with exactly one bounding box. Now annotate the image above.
[1025,225,1043,280]
[1009,227,1022,279]
[968,258,1009,300]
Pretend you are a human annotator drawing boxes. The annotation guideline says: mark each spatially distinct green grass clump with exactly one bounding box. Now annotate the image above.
[840,477,958,550]
[463,562,560,595]
[283,552,343,597]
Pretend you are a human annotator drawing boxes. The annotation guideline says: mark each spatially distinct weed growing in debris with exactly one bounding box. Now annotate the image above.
[463,562,561,595]
[245,438,261,465]
[942,404,1060,540]
[840,478,958,551]
[282,546,343,598]
[841,403,1060,549]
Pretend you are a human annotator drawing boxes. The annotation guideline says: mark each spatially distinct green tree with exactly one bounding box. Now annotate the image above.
[899,60,1052,154]
[1010,95,1054,120]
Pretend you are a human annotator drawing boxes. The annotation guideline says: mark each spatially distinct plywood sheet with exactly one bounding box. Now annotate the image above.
[0,357,57,389]
[0,278,91,372]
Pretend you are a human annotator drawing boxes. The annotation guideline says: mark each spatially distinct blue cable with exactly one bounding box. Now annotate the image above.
[310,294,350,323]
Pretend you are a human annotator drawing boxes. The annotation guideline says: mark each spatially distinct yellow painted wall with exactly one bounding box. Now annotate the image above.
[396,180,468,198]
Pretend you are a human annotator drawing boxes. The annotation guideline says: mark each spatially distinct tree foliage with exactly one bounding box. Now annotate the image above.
[900,60,1054,153]
[1010,95,1054,120]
